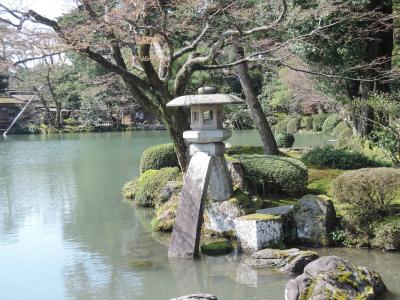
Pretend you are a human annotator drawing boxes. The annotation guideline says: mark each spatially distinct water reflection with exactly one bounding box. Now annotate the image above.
[0,132,399,300]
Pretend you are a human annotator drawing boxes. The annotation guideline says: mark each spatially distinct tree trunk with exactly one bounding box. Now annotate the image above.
[55,102,62,128]
[233,43,279,155]
[161,105,190,171]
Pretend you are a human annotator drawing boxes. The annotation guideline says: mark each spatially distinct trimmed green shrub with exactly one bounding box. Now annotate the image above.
[300,116,313,130]
[301,145,389,170]
[122,179,138,199]
[312,114,328,132]
[225,145,264,156]
[322,114,342,133]
[372,219,400,251]
[337,127,353,145]
[139,143,179,174]
[275,119,288,133]
[332,168,400,219]
[135,167,181,207]
[276,133,295,148]
[332,120,352,137]
[287,118,300,133]
[233,154,308,195]
[63,118,78,125]
[332,168,400,247]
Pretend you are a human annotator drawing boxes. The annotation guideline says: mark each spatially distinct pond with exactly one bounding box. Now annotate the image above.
[0,130,398,300]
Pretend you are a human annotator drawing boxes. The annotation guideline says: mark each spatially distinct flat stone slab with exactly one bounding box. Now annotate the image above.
[234,214,283,252]
[256,205,294,217]
[183,129,231,143]
[246,248,319,274]
[168,152,213,257]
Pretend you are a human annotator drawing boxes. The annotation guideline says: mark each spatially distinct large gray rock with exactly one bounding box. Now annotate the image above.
[171,294,217,300]
[293,194,336,247]
[285,256,386,300]
[204,200,242,234]
[246,248,319,274]
[227,160,247,190]
[159,181,183,203]
[234,214,284,253]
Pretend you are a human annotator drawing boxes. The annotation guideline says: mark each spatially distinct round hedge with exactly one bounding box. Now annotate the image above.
[139,143,179,174]
[301,145,389,170]
[275,119,288,133]
[300,116,313,130]
[332,120,351,137]
[322,114,342,133]
[287,118,300,133]
[233,154,308,195]
[135,167,181,207]
[276,133,295,148]
[312,114,328,132]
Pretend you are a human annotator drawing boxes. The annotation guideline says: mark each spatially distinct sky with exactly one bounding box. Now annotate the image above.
[3,0,74,19]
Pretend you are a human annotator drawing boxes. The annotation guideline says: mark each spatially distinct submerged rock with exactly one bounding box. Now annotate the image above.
[285,256,386,300]
[171,294,217,300]
[293,194,336,247]
[246,248,319,274]
[200,240,234,256]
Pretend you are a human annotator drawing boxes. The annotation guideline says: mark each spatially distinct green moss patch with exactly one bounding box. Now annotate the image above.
[239,213,281,221]
[200,241,234,256]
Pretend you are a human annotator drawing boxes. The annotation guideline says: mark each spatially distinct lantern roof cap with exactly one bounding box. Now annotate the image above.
[166,86,244,107]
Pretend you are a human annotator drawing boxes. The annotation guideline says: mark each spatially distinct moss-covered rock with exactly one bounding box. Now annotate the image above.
[151,194,179,232]
[246,248,319,274]
[200,240,234,256]
[293,194,336,247]
[139,143,179,174]
[135,167,181,207]
[233,154,308,195]
[204,190,262,236]
[285,256,387,300]
[122,178,138,200]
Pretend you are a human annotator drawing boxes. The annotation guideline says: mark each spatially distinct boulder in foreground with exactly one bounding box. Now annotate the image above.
[285,256,386,300]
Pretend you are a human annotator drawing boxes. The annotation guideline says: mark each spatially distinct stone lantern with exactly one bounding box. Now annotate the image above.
[166,87,244,258]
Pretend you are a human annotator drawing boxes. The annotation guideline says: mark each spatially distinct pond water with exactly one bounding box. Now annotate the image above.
[0,130,398,300]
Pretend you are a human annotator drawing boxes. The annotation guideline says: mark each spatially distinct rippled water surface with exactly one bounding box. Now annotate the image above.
[0,130,398,300]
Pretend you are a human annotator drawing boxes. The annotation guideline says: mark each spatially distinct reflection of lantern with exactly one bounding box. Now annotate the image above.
[166,87,244,258]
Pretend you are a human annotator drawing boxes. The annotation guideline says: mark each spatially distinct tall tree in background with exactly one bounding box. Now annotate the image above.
[290,0,394,136]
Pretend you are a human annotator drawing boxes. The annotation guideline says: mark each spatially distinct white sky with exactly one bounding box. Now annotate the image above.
[3,0,74,19]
